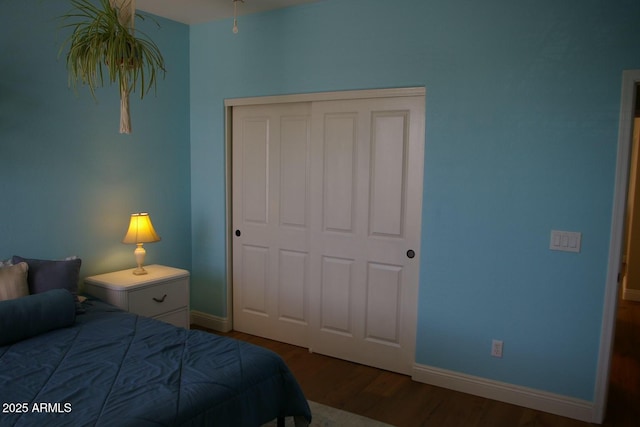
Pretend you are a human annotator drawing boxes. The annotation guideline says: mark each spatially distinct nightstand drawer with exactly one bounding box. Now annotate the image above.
[128,279,188,318]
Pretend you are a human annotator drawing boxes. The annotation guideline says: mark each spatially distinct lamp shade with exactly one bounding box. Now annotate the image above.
[122,213,161,244]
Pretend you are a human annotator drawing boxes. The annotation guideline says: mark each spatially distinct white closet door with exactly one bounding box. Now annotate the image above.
[232,102,311,347]
[232,93,425,375]
[308,96,424,375]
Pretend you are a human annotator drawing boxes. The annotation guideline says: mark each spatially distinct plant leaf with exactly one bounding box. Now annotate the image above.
[58,0,165,101]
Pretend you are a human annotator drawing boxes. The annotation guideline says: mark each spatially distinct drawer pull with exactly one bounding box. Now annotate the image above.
[152,294,168,303]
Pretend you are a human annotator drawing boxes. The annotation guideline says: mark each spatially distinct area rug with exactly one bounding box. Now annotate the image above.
[262,401,394,427]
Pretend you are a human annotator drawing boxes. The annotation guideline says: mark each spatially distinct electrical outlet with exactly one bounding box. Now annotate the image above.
[491,339,503,358]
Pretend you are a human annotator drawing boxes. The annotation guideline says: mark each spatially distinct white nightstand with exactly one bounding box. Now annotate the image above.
[84,264,190,329]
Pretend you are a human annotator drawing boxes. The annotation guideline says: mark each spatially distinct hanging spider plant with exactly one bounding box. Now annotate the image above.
[59,0,166,134]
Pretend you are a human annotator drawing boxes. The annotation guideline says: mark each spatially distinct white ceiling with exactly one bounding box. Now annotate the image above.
[136,0,322,25]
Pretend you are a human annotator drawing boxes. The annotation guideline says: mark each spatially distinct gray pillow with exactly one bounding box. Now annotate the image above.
[12,256,81,296]
[0,262,29,301]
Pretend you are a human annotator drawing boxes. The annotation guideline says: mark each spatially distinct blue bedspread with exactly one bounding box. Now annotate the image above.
[0,299,311,426]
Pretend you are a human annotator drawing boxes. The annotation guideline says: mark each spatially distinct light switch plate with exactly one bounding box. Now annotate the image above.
[550,230,581,253]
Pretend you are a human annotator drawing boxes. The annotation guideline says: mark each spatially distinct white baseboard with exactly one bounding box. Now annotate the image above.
[622,287,640,302]
[412,364,595,423]
[190,310,232,332]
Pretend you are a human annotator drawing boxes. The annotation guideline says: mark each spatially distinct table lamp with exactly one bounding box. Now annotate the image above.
[122,212,161,275]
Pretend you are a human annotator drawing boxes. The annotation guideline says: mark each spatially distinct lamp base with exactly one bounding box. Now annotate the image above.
[132,266,148,275]
[132,243,148,275]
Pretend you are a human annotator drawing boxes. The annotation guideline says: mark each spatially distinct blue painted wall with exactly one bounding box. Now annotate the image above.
[190,0,640,401]
[0,1,191,278]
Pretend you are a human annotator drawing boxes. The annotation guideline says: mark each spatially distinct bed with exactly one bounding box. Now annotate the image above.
[0,258,311,427]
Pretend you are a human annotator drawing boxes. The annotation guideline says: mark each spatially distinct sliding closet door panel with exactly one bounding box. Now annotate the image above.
[309,96,424,375]
[233,103,311,347]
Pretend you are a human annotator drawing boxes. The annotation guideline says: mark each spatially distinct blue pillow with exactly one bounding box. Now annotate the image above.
[0,288,76,346]
[11,256,81,296]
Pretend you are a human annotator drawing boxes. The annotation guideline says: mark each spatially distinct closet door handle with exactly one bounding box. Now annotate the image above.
[153,294,167,303]
[235,229,241,237]
[406,249,415,259]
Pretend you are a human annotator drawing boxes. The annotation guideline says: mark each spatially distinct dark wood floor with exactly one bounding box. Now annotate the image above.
[195,297,639,427]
